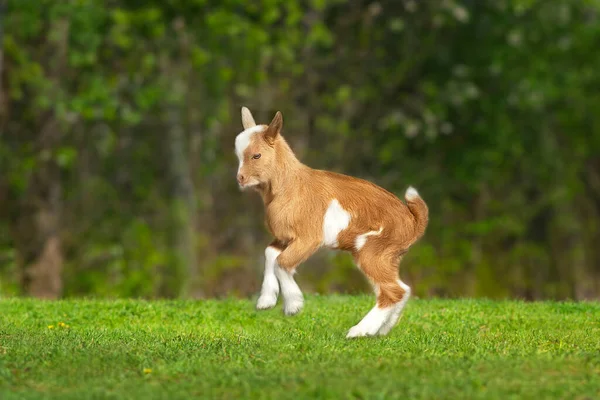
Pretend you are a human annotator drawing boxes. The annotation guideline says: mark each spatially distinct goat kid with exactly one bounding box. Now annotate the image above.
[235,107,429,338]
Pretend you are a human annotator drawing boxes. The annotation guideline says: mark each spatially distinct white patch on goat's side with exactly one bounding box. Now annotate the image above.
[354,227,383,251]
[322,199,351,248]
[377,280,412,336]
[235,125,266,170]
[275,266,304,315]
[256,246,281,310]
[346,304,394,338]
[405,186,419,201]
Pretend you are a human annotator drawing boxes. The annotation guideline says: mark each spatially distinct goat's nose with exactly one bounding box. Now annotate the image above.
[237,174,244,184]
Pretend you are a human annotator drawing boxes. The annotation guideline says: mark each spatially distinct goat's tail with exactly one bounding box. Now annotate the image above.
[404,186,429,241]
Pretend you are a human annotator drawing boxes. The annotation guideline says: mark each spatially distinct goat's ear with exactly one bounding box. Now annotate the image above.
[264,111,283,145]
[241,107,256,130]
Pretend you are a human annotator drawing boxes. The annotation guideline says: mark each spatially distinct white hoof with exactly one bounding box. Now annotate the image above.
[346,321,383,338]
[346,305,393,338]
[346,325,375,338]
[256,294,277,310]
[346,325,364,338]
[283,297,303,316]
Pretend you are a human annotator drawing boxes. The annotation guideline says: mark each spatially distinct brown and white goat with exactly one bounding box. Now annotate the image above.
[235,107,429,338]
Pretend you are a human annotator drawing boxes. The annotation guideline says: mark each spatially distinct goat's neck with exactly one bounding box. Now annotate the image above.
[260,154,306,206]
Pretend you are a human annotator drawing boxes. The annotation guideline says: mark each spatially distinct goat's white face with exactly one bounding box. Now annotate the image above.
[235,125,267,189]
[235,108,282,189]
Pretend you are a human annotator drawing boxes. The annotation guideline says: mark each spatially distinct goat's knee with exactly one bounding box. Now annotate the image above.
[275,238,320,271]
[275,252,299,271]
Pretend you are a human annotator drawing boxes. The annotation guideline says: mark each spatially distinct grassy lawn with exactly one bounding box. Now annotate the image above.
[1,296,599,399]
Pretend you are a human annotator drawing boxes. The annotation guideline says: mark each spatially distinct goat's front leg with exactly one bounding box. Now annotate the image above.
[275,238,321,316]
[256,241,285,310]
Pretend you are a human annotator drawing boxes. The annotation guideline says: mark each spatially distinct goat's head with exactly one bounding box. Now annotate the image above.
[235,107,283,190]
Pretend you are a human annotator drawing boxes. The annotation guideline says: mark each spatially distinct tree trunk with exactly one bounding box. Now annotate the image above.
[17,15,70,298]
[156,18,200,298]
[24,217,63,298]
[167,100,200,298]
[0,0,5,118]
[18,162,63,299]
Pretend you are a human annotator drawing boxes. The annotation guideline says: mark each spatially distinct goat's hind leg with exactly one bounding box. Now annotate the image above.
[346,297,395,338]
[347,252,408,338]
[346,280,407,338]
[376,280,411,336]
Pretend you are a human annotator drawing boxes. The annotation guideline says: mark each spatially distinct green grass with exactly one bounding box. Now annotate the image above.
[1,296,599,399]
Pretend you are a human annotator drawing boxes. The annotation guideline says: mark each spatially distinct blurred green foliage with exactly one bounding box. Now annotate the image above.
[1,0,599,299]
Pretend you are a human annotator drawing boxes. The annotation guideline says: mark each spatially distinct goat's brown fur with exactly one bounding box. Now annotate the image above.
[236,107,429,337]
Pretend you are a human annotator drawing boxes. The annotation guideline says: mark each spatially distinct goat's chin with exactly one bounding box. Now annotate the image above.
[239,181,261,191]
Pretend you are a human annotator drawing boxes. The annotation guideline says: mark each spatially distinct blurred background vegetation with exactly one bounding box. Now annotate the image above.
[1,0,599,300]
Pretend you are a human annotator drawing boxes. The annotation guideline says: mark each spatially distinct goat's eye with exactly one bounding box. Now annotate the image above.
[252,154,261,160]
